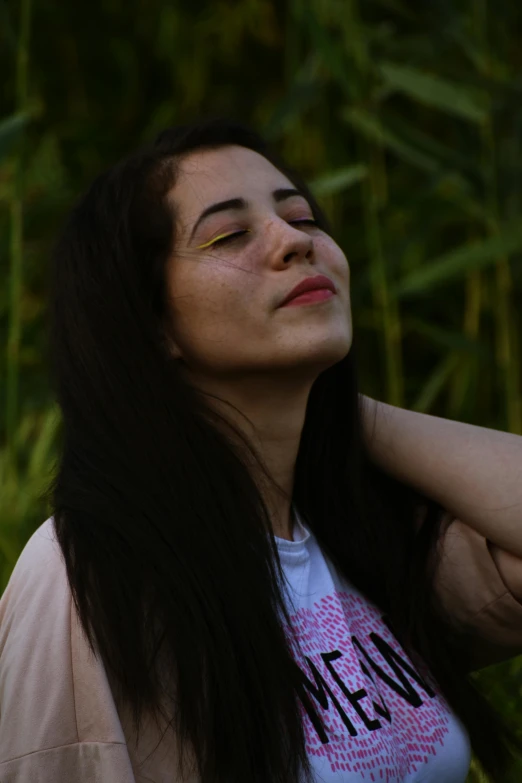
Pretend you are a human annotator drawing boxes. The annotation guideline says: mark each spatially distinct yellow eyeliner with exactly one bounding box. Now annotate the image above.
[196,229,251,250]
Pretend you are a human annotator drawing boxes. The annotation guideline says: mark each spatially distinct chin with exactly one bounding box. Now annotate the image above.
[286,339,352,375]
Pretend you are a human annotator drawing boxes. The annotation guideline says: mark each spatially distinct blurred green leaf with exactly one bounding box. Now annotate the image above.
[384,112,478,175]
[428,172,486,222]
[404,317,488,358]
[26,132,69,198]
[0,0,17,56]
[412,352,461,412]
[310,164,368,196]
[0,113,28,161]
[263,54,322,141]
[370,0,416,18]
[139,103,179,144]
[342,107,440,172]
[393,224,522,298]
[305,18,358,99]
[379,62,488,123]
[27,406,60,483]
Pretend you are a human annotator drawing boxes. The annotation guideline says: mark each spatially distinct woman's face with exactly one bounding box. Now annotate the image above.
[164,145,352,385]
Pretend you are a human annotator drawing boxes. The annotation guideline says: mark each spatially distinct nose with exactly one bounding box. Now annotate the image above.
[275,219,315,265]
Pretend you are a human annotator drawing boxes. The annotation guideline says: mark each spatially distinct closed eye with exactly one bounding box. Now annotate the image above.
[210,219,319,248]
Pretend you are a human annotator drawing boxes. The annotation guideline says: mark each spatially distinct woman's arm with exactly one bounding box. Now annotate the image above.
[359,396,522,668]
[360,395,522,559]
[433,518,522,671]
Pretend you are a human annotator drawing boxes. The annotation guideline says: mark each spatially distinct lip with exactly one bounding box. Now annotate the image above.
[278,274,337,308]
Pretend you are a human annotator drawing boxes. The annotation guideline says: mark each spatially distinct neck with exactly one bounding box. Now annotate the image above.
[187,371,311,542]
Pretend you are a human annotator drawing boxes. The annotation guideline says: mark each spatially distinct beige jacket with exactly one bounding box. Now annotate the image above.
[1,516,521,782]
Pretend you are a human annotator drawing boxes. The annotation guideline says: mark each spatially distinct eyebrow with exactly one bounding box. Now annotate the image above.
[188,187,309,243]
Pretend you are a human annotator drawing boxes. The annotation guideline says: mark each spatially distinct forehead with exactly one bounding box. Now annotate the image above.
[171,145,293,213]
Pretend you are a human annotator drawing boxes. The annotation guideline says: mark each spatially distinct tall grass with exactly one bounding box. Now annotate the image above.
[474,0,521,435]
[4,0,31,487]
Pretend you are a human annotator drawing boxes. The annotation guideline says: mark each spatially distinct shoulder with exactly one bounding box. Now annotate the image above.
[0,517,131,777]
[0,517,69,660]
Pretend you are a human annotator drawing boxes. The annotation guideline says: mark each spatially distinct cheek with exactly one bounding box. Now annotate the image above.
[166,268,249,350]
[319,238,350,284]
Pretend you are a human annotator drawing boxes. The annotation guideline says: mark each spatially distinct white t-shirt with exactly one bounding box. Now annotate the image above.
[275,508,472,783]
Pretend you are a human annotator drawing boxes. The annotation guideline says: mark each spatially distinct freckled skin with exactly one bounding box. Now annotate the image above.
[164,145,352,383]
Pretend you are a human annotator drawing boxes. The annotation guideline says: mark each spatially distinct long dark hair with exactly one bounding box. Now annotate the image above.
[46,116,520,782]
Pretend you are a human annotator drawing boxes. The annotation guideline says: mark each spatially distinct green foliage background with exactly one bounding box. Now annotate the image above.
[1,1,522,779]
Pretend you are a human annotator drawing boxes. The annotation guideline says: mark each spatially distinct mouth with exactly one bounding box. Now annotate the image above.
[280,289,335,307]
[278,274,337,307]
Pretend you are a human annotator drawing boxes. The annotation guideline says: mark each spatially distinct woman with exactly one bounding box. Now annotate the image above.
[1,116,522,783]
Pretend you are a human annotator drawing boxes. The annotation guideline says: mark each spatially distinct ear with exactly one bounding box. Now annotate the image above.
[159,319,184,361]
[165,337,183,361]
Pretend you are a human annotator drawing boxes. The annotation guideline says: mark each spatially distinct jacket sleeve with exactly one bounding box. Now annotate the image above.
[432,515,522,671]
[0,518,136,782]
[0,742,135,783]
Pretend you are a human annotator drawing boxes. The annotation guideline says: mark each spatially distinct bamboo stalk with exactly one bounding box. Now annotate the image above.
[4,0,32,486]
[347,0,403,406]
[474,0,521,434]
[448,266,482,419]
[284,0,300,89]
[362,135,404,407]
